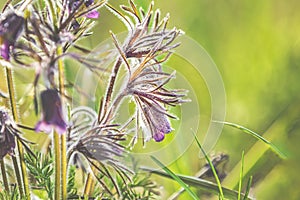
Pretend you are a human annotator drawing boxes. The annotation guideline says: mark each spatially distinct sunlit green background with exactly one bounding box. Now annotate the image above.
[113,0,299,199]
[1,0,300,199]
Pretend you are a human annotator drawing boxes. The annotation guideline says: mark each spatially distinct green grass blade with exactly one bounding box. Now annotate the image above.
[238,151,245,200]
[215,121,287,159]
[192,132,224,199]
[243,176,253,200]
[141,166,254,200]
[150,156,199,200]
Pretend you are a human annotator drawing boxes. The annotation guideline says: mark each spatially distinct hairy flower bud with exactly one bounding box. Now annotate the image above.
[140,103,172,142]
[0,108,16,159]
[0,13,25,60]
[35,89,67,134]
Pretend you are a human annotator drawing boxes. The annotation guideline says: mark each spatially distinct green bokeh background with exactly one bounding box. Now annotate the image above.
[0,0,300,199]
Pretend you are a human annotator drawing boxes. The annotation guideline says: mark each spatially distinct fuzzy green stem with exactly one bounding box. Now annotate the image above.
[99,58,122,123]
[193,132,224,199]
[92,58,126,196]
[6,67,30,199]
[53,131,61,200]
[61,135,67,199]
[83,173,93,197]
[57,45,67,200]
[11,156,23,195]
[0,159,10,194]
[89,179,96,196]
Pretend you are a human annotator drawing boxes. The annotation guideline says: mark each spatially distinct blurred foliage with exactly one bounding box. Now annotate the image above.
[1,0,300,199]
[24,151,54,199]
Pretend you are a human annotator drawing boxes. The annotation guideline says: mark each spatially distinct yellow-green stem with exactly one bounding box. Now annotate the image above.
[61,134,67,199]
[83,173,93,197]
[0,159,10,193]
[53,131,61,200]
[57,46,67,200]
[6,67,30,199]
[89,178,96,196]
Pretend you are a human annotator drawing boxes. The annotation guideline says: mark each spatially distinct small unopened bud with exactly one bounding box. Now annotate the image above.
[0,13,25,60]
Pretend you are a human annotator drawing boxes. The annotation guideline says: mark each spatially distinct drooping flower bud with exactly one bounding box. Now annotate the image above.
[140,103,172,142]
[0,13,25,60]
[35,89,67,134]
[128,66,186,143]
[0,108,16,159]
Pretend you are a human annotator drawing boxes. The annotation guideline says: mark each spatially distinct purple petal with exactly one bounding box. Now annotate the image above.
[36,89,68,134]
[153,132,165,142]
[86,10,99,19]
[164,123,172,134]
[53,119,67,134]
[35,121,53,133]
[0,41,10,60]
[55,124,67,135]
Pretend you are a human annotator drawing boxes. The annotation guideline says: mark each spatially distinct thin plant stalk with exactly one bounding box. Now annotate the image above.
[61,131,67,200]
[141,166,254,200]
[193,132,224,199]
[89,178,96,196]
[243,176,253,200]
[85,54,123,196]
[83,173,93,197]
[11,156,23,195]
[99,58,122,123]
[57,45,67,200]
[87,59,126,195]
[218,121,286,159]
[53,131,61,200]
[85,59,126,195]
[5,67,30,199]
[151,156,199,200]
[0,159,10,193]
[238,151,245,200]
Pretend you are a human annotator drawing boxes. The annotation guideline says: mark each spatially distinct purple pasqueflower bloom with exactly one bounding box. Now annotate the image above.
[68,0,99,19]
[140,103,172,142]
[0,108,16,159]
[0,13,25,60]
[128,67,185,143]
[35,89,67,134]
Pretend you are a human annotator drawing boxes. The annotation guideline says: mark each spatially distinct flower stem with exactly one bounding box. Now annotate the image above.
[53,131,61,200]
[89,178,96,196]
[83,173,93,197]
[61,134,67,199]
[5,67,30,199]
[99,58,122,123]
[0,159,9,194]
[88,58,124,195]
[11,155,23,195]
[57,45,67,200]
